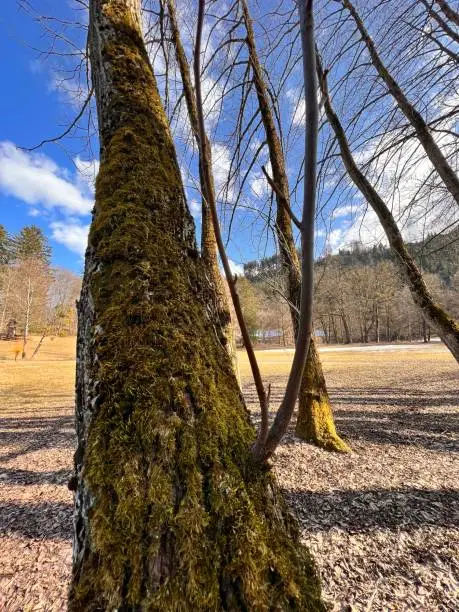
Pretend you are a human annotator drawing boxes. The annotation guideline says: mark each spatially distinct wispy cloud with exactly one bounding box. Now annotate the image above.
[189,199,202,220]
[0,141,96,258]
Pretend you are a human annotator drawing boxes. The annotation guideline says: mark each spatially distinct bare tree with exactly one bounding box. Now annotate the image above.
[165,0,239,380]
[9,258,50,358]
[318,54,459,362]
[193,0,270,446]
[434,0,459,26]
[340,0,459,208]
[240,0,349,451]
[253,0,324,460]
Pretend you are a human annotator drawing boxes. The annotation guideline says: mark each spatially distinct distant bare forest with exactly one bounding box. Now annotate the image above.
[240,230,459,345]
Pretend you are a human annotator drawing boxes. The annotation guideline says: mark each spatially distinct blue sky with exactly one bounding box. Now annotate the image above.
[0,1,359,277]
[0,1,322,278]
[2,1,450,277]
[0,1,94,273]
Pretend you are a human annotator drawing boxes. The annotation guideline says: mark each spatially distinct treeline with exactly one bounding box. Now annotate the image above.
[0,224,81,357]
[241,235,459,345]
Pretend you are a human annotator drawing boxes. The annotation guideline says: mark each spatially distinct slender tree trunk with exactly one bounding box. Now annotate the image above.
[30,328,47,359]
[386,308,391,342]
[331,314,338,343]
[22,280,32,359]
[166,0,239,382]
[318,57,459,363]
[343,0,459,207]
[320,317,329,343]
[241,0,348,452]
[0,268,11,333]
[341,313,351,344]
[69,1,324,608]
[375,305,380,343]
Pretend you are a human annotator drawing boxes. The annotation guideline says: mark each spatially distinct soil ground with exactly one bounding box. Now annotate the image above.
[0,337,457,610]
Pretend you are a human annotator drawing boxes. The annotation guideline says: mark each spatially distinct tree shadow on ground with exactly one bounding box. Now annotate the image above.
[0,467,72,486]
[333,407,458,452]
[0,501,72,540]
[0,415,75,462]
[331,386,458,408]
[244,384,458,452]
[283,487,459,533]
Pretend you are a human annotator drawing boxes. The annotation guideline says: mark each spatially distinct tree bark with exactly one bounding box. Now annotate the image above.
[295,339,347,450]
[69,1,324,609]
[241,0,349,453]
[343,0,459,207]
[318,56,459,363]
[341,313,351,344]
[166,0,239,382]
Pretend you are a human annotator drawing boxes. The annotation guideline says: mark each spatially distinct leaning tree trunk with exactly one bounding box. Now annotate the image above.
[318,56,459,364]
[166,0,239,382]
[241,0,349,452]
[343,0,459,207]
[69,1,323,609]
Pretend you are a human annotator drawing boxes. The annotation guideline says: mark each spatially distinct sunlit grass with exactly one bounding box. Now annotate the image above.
[0,337,455,419]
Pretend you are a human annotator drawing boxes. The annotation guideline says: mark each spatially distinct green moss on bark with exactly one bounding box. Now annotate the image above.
[70,2,324,609]
[295,341,350,453]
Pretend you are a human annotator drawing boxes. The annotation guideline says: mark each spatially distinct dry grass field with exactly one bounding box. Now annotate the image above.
[0,336,458,610]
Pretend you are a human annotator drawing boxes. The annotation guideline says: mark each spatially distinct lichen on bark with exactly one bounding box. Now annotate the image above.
[70,1,324,609]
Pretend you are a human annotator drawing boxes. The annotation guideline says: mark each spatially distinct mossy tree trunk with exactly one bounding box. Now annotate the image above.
[241,0,349,453]
[69,1,324,609]
[295,339,348,450]
[166,0,239,382]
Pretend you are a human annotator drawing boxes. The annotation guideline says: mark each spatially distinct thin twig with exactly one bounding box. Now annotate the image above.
[261,165,302,230]
[20,88,94,152]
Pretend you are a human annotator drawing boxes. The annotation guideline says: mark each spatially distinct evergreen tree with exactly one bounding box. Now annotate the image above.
[0,224,13,265]
[12,225,51,264]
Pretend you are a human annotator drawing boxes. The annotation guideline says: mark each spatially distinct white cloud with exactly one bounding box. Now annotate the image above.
[286,88,305,127]
[48,73,89,110]
[250,162,271,200]
[228,259,244,276]
[74,156,100,194]
[211,143,236,203]
[250,175,268,199]
[0,142,93,216]
[202,76,224,128]
[50,221,89,256]
[331,114,459,252]
[189,199,201,220]
[331,204,357,219]
[327,228,344,250]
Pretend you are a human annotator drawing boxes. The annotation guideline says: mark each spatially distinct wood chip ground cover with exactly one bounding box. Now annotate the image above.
[0,339,457,610]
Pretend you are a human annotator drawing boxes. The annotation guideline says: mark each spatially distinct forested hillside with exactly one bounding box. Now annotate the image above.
[245,229,459,285]
[241,231,459,345]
